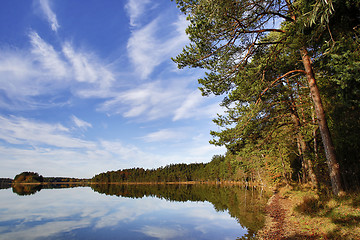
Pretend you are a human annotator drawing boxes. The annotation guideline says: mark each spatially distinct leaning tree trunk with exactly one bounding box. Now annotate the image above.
[300,47,344,195]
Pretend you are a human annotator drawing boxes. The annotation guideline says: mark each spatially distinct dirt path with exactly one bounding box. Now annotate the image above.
[257,193,288,239]
[257,193,320,239]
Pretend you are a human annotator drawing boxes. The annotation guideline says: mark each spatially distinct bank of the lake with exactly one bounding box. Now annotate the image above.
[257,185,360,239]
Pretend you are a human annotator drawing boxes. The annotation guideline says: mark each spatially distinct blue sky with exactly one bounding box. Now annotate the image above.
[0,0,225,178]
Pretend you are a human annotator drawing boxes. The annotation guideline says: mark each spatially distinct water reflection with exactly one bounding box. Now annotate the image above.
[12,184,43,195]
[0,184,268,239]
[91,184,268,235]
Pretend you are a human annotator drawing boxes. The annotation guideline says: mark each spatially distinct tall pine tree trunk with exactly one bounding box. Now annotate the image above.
[300,47,344,195]
[289,106,318,186]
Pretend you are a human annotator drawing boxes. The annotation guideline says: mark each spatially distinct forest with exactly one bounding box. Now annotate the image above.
[94,0,360,196]
[170,0,360,195]
[92,157,243,183]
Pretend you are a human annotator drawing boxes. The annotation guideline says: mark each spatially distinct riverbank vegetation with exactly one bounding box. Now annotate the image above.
[257,185,360,239]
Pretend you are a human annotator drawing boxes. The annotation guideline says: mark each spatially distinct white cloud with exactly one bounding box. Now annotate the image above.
[0,31,117,109]
[140,129,186,143]
[127,18,162,79]
[0,32,68,107]
[0,50,38,99]
[125,0,151,27]
[0,113,224,178]
[0,115,94,149]
[127,15,189,79]
[30,31,67,78]
[173,90,203,121]
[99,80,186,120]
[98,74,223,122]
[39,0,60,32]
[71,115,92,130]
[62,42,115,96]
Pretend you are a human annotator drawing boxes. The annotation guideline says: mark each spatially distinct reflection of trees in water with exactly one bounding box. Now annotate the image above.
[91,184,270,236]
[12,184,43,196]
[0,178,12,190]
[8,182,269,238]
[11,183,89,196]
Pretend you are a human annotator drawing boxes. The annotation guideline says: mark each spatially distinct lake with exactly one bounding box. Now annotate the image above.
[0,184,268,240]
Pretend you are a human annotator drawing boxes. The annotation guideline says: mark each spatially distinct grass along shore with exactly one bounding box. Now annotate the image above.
[257,185,360,239]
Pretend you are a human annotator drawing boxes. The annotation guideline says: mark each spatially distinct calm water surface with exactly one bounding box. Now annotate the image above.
[0,184,268,240]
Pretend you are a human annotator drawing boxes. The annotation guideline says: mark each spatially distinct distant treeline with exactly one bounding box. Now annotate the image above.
[92,155,258,185]
[43,177,90,183]
[10,172,89,184]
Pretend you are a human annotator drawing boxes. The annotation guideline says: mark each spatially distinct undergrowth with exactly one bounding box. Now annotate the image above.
[280,185,360,239]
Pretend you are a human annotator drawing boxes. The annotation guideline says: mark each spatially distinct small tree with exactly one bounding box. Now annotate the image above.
[14,172,44,183]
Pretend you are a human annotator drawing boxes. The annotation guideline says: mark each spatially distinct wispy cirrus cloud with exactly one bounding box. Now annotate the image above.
[125,0,151,27]
[140,129,186,143]
[173,90,223,121]
[62,42,115,98]
[30,31,68,78]
[99,77,194,120]
[127,14,189,80]
[0,31,68,108]
[38,0,60,32]
[71,115,92,130]
[0,31,117,109]
[0,115,94,148]
[173,90,204,121]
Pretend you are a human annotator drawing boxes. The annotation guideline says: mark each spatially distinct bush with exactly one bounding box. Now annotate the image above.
[296,195,322,214]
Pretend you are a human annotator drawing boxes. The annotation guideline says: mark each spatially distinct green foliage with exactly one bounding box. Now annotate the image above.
[172,0,360,191]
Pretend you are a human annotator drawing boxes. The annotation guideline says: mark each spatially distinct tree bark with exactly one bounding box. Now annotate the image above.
[290,108,318,186]
[300,47,344,195]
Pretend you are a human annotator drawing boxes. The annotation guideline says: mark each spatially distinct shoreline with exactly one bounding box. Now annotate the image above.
[257,186,360,239]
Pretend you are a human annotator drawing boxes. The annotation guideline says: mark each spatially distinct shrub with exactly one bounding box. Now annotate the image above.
[296,195,322,214]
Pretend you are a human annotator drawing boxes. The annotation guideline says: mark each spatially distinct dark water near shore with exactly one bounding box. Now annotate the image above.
[0,184,269,240]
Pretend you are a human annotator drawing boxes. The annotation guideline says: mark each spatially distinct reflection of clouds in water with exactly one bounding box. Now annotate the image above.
[186,204,231,220]
[93,196,175,229]
[0,220,91,240]
[0,188,103,222]
[0,188,103,239]
[135,225,186,240]
[175,203,244,236]
[0,187,245,239]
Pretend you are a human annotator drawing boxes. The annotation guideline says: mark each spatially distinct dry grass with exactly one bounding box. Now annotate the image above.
[280,186,360,239]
